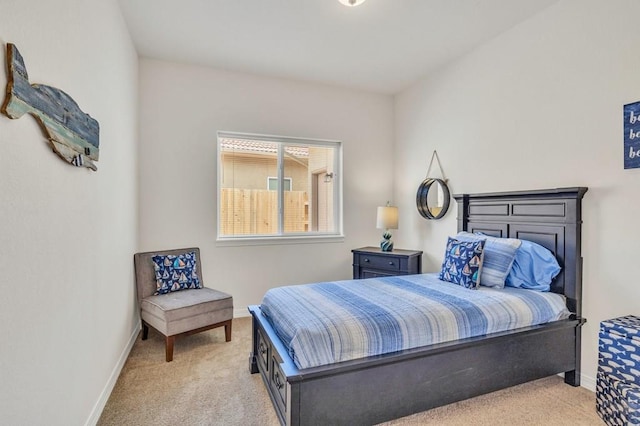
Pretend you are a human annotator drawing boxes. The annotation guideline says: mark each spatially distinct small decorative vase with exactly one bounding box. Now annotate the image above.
[380,232,394,252]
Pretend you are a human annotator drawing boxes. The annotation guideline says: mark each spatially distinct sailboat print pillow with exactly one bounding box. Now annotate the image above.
[438,237,486,289]
[152,251,202,295]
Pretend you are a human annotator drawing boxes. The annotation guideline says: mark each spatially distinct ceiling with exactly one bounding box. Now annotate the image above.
[119,0,558,94]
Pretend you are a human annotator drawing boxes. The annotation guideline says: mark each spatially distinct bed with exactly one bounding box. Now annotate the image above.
[248,187,588,425]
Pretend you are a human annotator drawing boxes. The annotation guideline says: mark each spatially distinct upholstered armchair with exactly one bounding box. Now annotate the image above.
[134,247,233,361]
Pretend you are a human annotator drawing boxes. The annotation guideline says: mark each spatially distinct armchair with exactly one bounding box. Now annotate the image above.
[133,247,233,361]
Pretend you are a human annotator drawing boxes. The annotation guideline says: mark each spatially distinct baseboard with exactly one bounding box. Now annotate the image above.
[84,323,141,426]
[234,306,251,318]
[581,372,596,392]
[558,371,596,392]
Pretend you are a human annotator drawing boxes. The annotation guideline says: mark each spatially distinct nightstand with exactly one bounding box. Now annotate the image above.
[352,247,423,279]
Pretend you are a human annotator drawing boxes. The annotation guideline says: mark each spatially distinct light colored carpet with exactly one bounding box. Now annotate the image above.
[98,317,602,426]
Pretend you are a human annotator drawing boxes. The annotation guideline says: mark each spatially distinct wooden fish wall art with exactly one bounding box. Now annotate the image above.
[1,43,100,170]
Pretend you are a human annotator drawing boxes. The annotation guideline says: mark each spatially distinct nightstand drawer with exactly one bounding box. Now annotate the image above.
[359,254,400,271]
[256,329,269,373]
[352,247,423,279]
[360,269,395,279]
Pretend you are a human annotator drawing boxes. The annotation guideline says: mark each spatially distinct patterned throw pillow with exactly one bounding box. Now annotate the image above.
[455,232,522,289]
[152,251,202,295]
[438,237,485,289]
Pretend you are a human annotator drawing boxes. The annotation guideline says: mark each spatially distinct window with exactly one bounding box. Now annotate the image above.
[267,177,292,191]
[217,131,342,242]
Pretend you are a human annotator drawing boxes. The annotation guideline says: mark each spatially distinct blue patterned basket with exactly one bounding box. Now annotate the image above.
[597,315,640,425]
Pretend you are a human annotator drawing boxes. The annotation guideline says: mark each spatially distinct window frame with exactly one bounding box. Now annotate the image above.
[216,131,344,246]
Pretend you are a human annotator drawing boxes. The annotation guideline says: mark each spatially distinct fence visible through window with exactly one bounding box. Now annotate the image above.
[217,133,341,239]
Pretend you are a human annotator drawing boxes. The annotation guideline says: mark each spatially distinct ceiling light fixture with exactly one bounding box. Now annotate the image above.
[338,0,367,7]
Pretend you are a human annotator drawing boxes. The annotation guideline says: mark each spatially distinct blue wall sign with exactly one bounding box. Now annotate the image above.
[624,101,640,169]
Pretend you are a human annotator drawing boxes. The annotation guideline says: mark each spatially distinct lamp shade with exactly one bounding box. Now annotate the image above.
[376,205,399,230]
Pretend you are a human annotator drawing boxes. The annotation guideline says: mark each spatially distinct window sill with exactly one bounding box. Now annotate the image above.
[215,234,345,247]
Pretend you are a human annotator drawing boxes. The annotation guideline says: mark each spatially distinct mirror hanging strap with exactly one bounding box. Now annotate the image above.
[426,150,447,182]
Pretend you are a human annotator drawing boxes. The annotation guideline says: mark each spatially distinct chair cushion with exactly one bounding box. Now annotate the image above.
[141,287,233,323]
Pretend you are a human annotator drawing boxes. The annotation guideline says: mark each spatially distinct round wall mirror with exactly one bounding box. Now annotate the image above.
[416,178,451,220]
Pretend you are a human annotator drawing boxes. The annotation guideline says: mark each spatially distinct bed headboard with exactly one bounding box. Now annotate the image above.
[453,187,588,317]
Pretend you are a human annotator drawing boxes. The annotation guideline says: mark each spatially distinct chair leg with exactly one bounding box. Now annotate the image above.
[225,320,232,342]
[166,335,175,362]
[142,322,149,340]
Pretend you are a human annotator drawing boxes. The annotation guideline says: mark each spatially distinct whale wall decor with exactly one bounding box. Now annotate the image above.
[1,43,100,171]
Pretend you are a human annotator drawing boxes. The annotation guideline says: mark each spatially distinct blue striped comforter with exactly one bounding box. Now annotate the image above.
[260,273,570,369]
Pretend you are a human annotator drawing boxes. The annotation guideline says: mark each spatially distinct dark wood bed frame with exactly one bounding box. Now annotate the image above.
[248,187,588,425]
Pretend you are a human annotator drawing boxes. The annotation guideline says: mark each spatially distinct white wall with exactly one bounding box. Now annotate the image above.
[0,1,138,424]
[395,0,640,390]
[138,59,394,315]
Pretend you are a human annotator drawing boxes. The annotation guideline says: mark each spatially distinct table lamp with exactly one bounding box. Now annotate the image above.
[376,202,399,252]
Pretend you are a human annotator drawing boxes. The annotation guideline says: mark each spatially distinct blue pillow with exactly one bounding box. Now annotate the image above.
[505,240,561,292]
[152,251,202,295]
[438,237,485,289]
[455,232,521,289]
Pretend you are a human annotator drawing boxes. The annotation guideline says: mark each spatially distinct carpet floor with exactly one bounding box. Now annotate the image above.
[98,317,602,426]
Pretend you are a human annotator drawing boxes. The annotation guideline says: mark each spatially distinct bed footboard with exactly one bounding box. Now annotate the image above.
[249,304,585,426]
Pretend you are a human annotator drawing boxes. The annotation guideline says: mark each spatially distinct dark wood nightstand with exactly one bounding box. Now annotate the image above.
[352,247,423,279]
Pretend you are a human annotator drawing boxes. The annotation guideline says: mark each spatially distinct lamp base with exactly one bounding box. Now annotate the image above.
[380,232,394,252]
